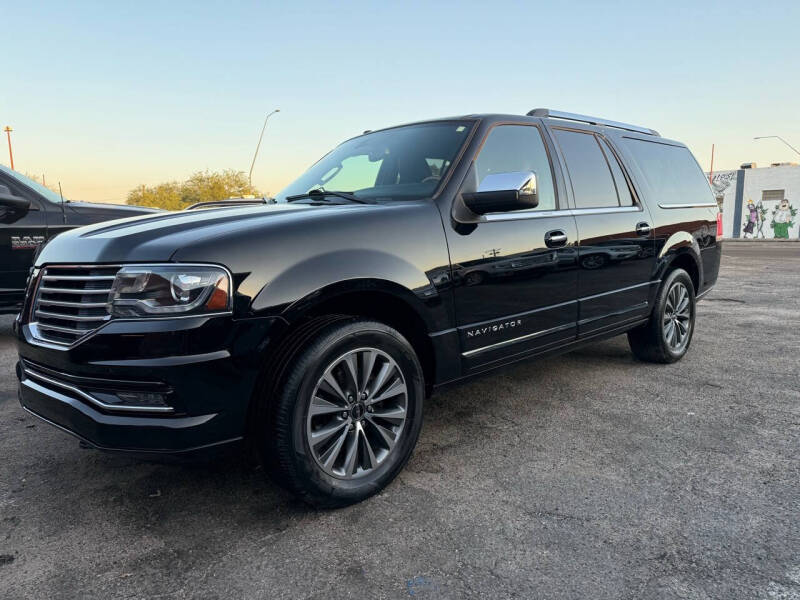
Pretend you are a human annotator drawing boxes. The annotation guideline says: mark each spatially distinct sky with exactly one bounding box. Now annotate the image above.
[2,0,800,203]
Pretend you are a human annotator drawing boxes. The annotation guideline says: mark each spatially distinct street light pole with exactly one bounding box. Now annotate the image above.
[248,109,280,187]
[753,135,800,158]
[4,126,14,170]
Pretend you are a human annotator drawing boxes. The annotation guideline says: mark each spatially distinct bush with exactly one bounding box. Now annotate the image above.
[127,170,261,210]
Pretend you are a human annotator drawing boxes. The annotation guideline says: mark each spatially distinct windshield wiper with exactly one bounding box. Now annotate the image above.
[286,188,374,204]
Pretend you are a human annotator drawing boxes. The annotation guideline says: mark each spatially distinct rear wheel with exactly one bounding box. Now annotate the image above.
[258,318,424,508]
[628,268,696,364]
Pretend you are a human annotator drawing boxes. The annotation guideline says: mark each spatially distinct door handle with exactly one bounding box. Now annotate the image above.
[636,222,651,237]
[544,230,568,248]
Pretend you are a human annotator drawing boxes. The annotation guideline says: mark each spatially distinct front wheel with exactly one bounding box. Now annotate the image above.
[259,318,424,508]
[628,268,696,364]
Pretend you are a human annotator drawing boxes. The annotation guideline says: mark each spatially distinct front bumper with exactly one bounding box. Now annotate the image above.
[15,314,285,454]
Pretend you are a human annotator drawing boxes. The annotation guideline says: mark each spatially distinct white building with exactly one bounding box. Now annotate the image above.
[709,163,799,239]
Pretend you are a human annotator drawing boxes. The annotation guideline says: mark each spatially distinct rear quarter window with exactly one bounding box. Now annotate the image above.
[552,128,619,209]
[623,138,715,206]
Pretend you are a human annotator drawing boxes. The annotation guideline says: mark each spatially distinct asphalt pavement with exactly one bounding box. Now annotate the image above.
[0,242,798,599]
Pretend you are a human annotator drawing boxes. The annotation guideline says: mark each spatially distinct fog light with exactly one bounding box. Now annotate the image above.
[90,390,170,409]
[115,391,169,407]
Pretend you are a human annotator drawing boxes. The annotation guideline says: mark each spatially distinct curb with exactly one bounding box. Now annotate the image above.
[722,238,800,243]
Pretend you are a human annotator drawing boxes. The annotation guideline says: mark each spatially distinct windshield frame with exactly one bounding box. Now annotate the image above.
[0,164,66,204]
[275,119,478,204]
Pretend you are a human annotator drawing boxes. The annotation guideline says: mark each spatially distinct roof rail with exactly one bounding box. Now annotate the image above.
[527,108,660,137]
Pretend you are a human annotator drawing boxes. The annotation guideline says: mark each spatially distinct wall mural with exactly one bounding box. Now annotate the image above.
[742,199,768,238]
[710,171,737,211]
[705,168,798,239]
[771,198,797,239]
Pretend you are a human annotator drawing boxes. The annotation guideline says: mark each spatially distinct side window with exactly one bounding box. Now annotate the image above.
[474,125,556,211]
[0,175,37,222]
[552,129,621,209]
[623,138,715,206]
[0,175,39,216]
[598,138,634,206]
[0,175,32,201]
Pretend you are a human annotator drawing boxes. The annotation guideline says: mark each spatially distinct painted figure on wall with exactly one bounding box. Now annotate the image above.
[771,198,796,239]
[742,199,758,237]
[741,198,768,238]
[756,202,768,238]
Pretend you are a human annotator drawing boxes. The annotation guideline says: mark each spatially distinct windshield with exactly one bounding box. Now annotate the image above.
[275,120,474,203]
[0,164,67,203]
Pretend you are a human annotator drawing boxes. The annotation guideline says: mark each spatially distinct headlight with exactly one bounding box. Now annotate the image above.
[108,265,231,317]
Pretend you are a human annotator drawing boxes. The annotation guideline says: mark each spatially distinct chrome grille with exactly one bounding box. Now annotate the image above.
[31,265,120,345]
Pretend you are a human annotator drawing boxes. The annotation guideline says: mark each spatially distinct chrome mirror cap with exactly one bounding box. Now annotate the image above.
[463,171,539,215]
[477,171,537,196]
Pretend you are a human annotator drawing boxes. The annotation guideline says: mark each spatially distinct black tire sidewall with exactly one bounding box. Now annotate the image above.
[281,321,424,504]
[656,269,696,361]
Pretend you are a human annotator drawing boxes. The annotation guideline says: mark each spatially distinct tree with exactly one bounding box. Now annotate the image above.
[127,181,183,210]
[181,170,260,206]
[127,170,261,210]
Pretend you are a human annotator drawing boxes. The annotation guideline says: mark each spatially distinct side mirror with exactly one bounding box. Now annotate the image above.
[0,189,31,213]
[462,171,538,215]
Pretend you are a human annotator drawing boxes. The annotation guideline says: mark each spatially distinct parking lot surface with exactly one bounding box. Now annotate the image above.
[1,243,798,600]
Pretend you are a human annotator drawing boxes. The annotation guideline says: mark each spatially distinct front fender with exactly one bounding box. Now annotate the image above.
[249,249,444,327]
[286,277,440,328]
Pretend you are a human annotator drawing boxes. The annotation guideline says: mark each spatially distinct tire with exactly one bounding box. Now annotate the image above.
[258,318,424,508]
[627,268,696,364]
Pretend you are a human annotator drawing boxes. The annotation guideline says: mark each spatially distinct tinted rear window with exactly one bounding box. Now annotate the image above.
[552,129,620,209]
[598,138,634,207]
[623,139,714,206]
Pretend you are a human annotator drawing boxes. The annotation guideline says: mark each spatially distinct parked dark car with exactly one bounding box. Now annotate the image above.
[0,165,160,314]
[14,109,722,507]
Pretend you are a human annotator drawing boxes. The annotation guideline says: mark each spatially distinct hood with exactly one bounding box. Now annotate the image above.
[34,200,452,317]
[34,202,383,266]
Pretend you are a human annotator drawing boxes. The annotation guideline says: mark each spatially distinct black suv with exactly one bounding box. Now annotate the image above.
[15,109,722,507]
[0,165,159,314]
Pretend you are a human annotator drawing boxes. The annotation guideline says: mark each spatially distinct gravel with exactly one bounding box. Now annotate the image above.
[0,242,798,599]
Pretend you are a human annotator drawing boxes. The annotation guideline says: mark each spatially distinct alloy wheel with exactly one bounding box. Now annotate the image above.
[662,281,692,352]
[306,347,408,479]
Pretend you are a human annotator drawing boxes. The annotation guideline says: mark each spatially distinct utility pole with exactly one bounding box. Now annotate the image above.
[249,109,280,187]
[4,126,14,170]
[708,144,715,184]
